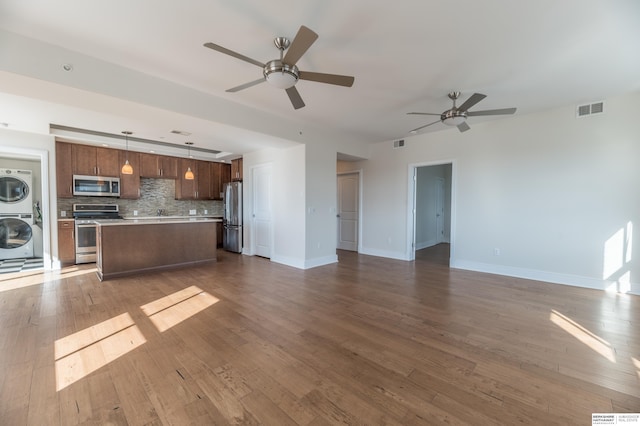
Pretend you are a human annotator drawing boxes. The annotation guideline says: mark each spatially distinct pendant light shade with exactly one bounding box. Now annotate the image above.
[184,142,195,180]
[121,131,133,175]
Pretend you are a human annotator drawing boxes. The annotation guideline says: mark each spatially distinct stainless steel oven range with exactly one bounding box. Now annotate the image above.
[73,204,122,264]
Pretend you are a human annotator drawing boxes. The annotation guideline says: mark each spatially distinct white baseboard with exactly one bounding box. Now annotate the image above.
[270,254,338,270]
[359,247,410,261]
[450,259,640,295]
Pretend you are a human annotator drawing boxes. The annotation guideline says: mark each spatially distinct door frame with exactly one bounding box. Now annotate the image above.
[0,145,52,269]
[406,160,456,261]
[336,170,362,252]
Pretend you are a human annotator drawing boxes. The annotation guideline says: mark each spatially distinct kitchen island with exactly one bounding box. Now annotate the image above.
[95,217,220,281]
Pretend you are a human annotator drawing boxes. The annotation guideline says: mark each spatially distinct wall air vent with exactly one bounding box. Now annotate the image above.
[393,139,405,149]
[576,101,604,118]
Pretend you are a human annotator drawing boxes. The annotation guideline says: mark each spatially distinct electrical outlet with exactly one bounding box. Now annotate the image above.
[133,210,138,216]
[204,209,208,215]
[189,209,196,215]
[494,248,501,256]
[60,210,66,217]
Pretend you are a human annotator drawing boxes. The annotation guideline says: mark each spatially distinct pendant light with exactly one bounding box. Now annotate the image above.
[184,142,195,180]
[121,131,133,175]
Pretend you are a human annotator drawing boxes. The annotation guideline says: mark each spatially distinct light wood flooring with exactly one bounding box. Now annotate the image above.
[1,244,639,425]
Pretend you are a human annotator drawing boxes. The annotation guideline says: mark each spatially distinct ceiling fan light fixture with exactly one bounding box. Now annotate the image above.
[264,60,299,89]
[441,110,467,126]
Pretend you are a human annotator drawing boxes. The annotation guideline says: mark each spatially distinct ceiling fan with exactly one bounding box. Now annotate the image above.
[407,92,516,133]
[204,25,355,110]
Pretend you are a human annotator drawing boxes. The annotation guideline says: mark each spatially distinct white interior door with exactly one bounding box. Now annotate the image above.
[337,173,359,251]
[252,164,272,258]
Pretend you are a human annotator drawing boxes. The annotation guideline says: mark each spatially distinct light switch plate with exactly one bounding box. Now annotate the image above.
[189,209,196,215]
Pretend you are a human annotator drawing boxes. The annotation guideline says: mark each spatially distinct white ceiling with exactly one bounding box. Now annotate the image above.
[0,0,639,160]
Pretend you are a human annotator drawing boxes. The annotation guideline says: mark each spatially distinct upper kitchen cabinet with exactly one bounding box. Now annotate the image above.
[139,153,178,179]
[231,158,243,181]
[73,144,120,177]
[119,150,140,199]
[175,159,213,200]
[197,160,213,200]
[211,162,231,200]
[56,141,74,198]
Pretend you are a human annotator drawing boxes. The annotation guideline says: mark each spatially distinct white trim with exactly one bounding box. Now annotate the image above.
[271,254,338,270]
[407,159,457,263]
[0,145,53,270]
[336,169,363,253]
[359,247,410,261]
[451,259,640,295]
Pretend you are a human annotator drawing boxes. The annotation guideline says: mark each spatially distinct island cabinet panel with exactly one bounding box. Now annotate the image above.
[139,153,178,178]
[56,141,74,198]
[57,219,75,264]
[96,221,217,281]
[73,145,120,177]
[119,150,140,199]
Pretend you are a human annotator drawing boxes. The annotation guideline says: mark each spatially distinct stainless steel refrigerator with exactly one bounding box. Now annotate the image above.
[223,181,242,253]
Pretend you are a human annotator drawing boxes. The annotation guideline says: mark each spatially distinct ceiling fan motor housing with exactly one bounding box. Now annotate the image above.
[264,60,299,89]
[441,109,467,126]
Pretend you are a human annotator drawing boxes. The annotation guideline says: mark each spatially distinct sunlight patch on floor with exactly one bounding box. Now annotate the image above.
[54,312,146,391]
[0,265,97,293]
[140,285,220,332]
[550,309,616,363]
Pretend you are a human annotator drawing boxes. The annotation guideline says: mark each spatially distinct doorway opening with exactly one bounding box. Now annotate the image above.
[408,162,454,265]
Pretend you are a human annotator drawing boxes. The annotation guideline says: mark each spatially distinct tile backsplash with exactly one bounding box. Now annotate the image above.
[57,178,223,218]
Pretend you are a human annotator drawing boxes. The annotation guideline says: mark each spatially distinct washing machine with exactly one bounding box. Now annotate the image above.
[0,213,34,260]
[0,169,33,214]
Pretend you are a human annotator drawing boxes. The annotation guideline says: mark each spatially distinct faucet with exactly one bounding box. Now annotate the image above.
[157,209,164,216]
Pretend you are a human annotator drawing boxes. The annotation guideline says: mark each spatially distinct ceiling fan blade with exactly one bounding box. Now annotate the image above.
[457,93,487,112]
[457,122,471,132]
[298,71,354,87]
[410,119,441,133]
[285,86,305,109]
[226,78,266,93]
[283,26,319,65]
[467,107,517,116]
[407,112,441,116]
[204,42,265,68]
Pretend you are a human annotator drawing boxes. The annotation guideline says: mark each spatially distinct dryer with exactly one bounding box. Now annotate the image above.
[0,213,34,260]
[0,169,33,214]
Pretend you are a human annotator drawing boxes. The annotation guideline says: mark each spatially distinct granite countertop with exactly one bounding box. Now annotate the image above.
[95,217,222,226]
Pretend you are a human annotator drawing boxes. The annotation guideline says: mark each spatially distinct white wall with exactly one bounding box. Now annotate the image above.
[243,144,307,268]
[304,143,339,268]
[341,91,640,294]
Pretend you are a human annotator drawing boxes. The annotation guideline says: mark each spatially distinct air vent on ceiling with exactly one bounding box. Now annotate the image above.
[171,130,192,136]
[576,101,604,118]
[393,139,405,149]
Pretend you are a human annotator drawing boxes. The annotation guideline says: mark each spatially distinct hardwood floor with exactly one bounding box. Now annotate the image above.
[1,247,639,425]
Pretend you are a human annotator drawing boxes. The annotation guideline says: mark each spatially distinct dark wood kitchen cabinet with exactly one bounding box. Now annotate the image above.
[175,159,213,200]
[56,141,74,198]
[139,153,178,178]
[208,162,231,200]
[197,160,212,199]
[72,144,120,177]
[58,219,76,264]
[119,150,140,199]
[231,158,243,181]
[175,158,197,199]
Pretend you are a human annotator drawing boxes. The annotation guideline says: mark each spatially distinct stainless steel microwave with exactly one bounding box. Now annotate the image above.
[72,175,120,197]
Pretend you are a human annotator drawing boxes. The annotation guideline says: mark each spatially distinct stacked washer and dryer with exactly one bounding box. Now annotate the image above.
[0,169,35,260]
